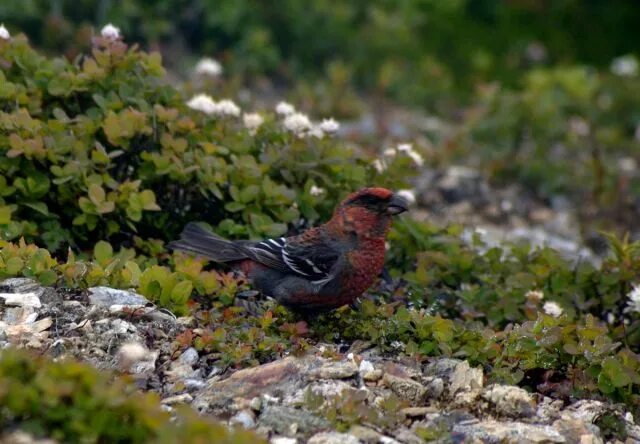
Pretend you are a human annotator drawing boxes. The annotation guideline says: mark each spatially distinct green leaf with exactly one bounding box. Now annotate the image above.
[37,270,58,286]
[94,241,113,265]
[23,202,50,216]
[5,256,24,275]
[0,206,14,225]
[224,202,245,212]
[88,184,106,205]
[171,280,193,305]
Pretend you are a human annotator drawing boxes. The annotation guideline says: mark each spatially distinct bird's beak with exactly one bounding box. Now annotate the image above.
[387,193,410,215]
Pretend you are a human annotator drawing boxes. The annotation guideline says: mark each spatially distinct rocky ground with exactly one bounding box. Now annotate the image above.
[1,277,639,443]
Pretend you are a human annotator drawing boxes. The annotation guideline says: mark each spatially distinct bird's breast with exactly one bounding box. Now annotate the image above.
[342,238,386,297]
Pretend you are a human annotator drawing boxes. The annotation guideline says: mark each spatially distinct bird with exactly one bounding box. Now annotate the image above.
[168,187,409,311]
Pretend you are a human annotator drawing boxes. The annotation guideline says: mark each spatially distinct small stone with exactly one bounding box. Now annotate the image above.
[230,410,256,429]
[362,369,383,382]
[401,407,434,418]
[179,347,199,366]
[88,287,149,307]
[383,373,427,403]
[311,360,358,379]
[424,359,483,397]
[307,432,360,444]
[250,396,262,411]
[162,393,193,405]
[482,384,535,417]
[270,438,298,444]
[553,418,603,444]
[0,291,42,308]
[349,425,381,443]
[453,420,565,443]
[110,318,135,334]
[117,342,152,371]
[423,377,445,399]
[393,428,423,444]
[258,405,330,435]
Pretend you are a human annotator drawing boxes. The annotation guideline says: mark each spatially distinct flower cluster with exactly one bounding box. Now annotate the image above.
[276,102,339,138]
[373,143,424,172]
[186,94,240,117]
[0,24,10,40]
[100,23,121,40]
[194,58,222,77]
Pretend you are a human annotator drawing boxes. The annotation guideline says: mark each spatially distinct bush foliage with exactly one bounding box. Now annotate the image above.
[0,348,262,443]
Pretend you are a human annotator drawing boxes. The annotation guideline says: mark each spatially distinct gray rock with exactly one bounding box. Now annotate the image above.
[230,410,257,429]
[0,278,43,294]
[423,359,483,397]
[179,347,199,366]
[553,418,603,444]
[88,287,149,307]
[348,425,381,443]
[258,405,330,435]
[453,420,565,443]
[482,384,535,418]
[383,373,427,403]
[311,360,358,380]
[307,432,360,444]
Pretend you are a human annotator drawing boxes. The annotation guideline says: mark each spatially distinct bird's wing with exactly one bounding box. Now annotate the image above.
[245,233,340,286]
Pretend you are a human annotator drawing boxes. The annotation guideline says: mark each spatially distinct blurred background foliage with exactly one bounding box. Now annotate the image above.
[2,0,639,107]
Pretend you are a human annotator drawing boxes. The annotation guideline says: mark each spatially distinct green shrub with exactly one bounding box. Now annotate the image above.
[0,32,415,254]
[0,348,262,443]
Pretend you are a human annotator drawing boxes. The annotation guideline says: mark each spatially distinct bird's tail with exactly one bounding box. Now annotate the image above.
[167,222,248,262]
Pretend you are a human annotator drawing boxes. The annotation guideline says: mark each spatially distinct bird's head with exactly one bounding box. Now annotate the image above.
[330,187,410,238]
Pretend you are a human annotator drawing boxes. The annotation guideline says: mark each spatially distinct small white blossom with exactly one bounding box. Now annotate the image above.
[396,189,416,205]
[186,94,216,114]
[319,118,340,134]
[309,185,325,196]
[607,313,616,324]
[407,150,424,167]
[213,99,241,117]
[243,112,264,132]
[275,101,295,116]
[543,301,563,318]
[397,143,412,152]
[372,159,386,173]
[0,24,10,40]
[195,57,222,77]
[100,23,121,40]
[626,284,640,313]
[309,126,325,139]
[283,112,312,134]
[611,55,638,77]
[383,148,397,157]
[525,290,544,303]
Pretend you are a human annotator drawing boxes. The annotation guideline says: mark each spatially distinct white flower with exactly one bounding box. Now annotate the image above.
[275,101,295,116]
[372,159,386,173]
[0,24,10,40]
[308,126,325,139]
[283,112,311,134]
[243,112,264,132]
[407,150,424,167]
[195,57,222,77]
[100,23,121,40]
[626,284,640,313]
[186,94,217,114]
[611,55,638,77]
[213,99,241,117]
[396,143,424,166]
[543,301,563,318]
[396,189,416,205]
[383,148,397,157]
[309,185,325,196]
[319,118,340,134]
[525,290,544,303]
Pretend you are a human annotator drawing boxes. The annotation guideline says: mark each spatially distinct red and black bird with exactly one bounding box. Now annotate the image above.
[168,187,409,311]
